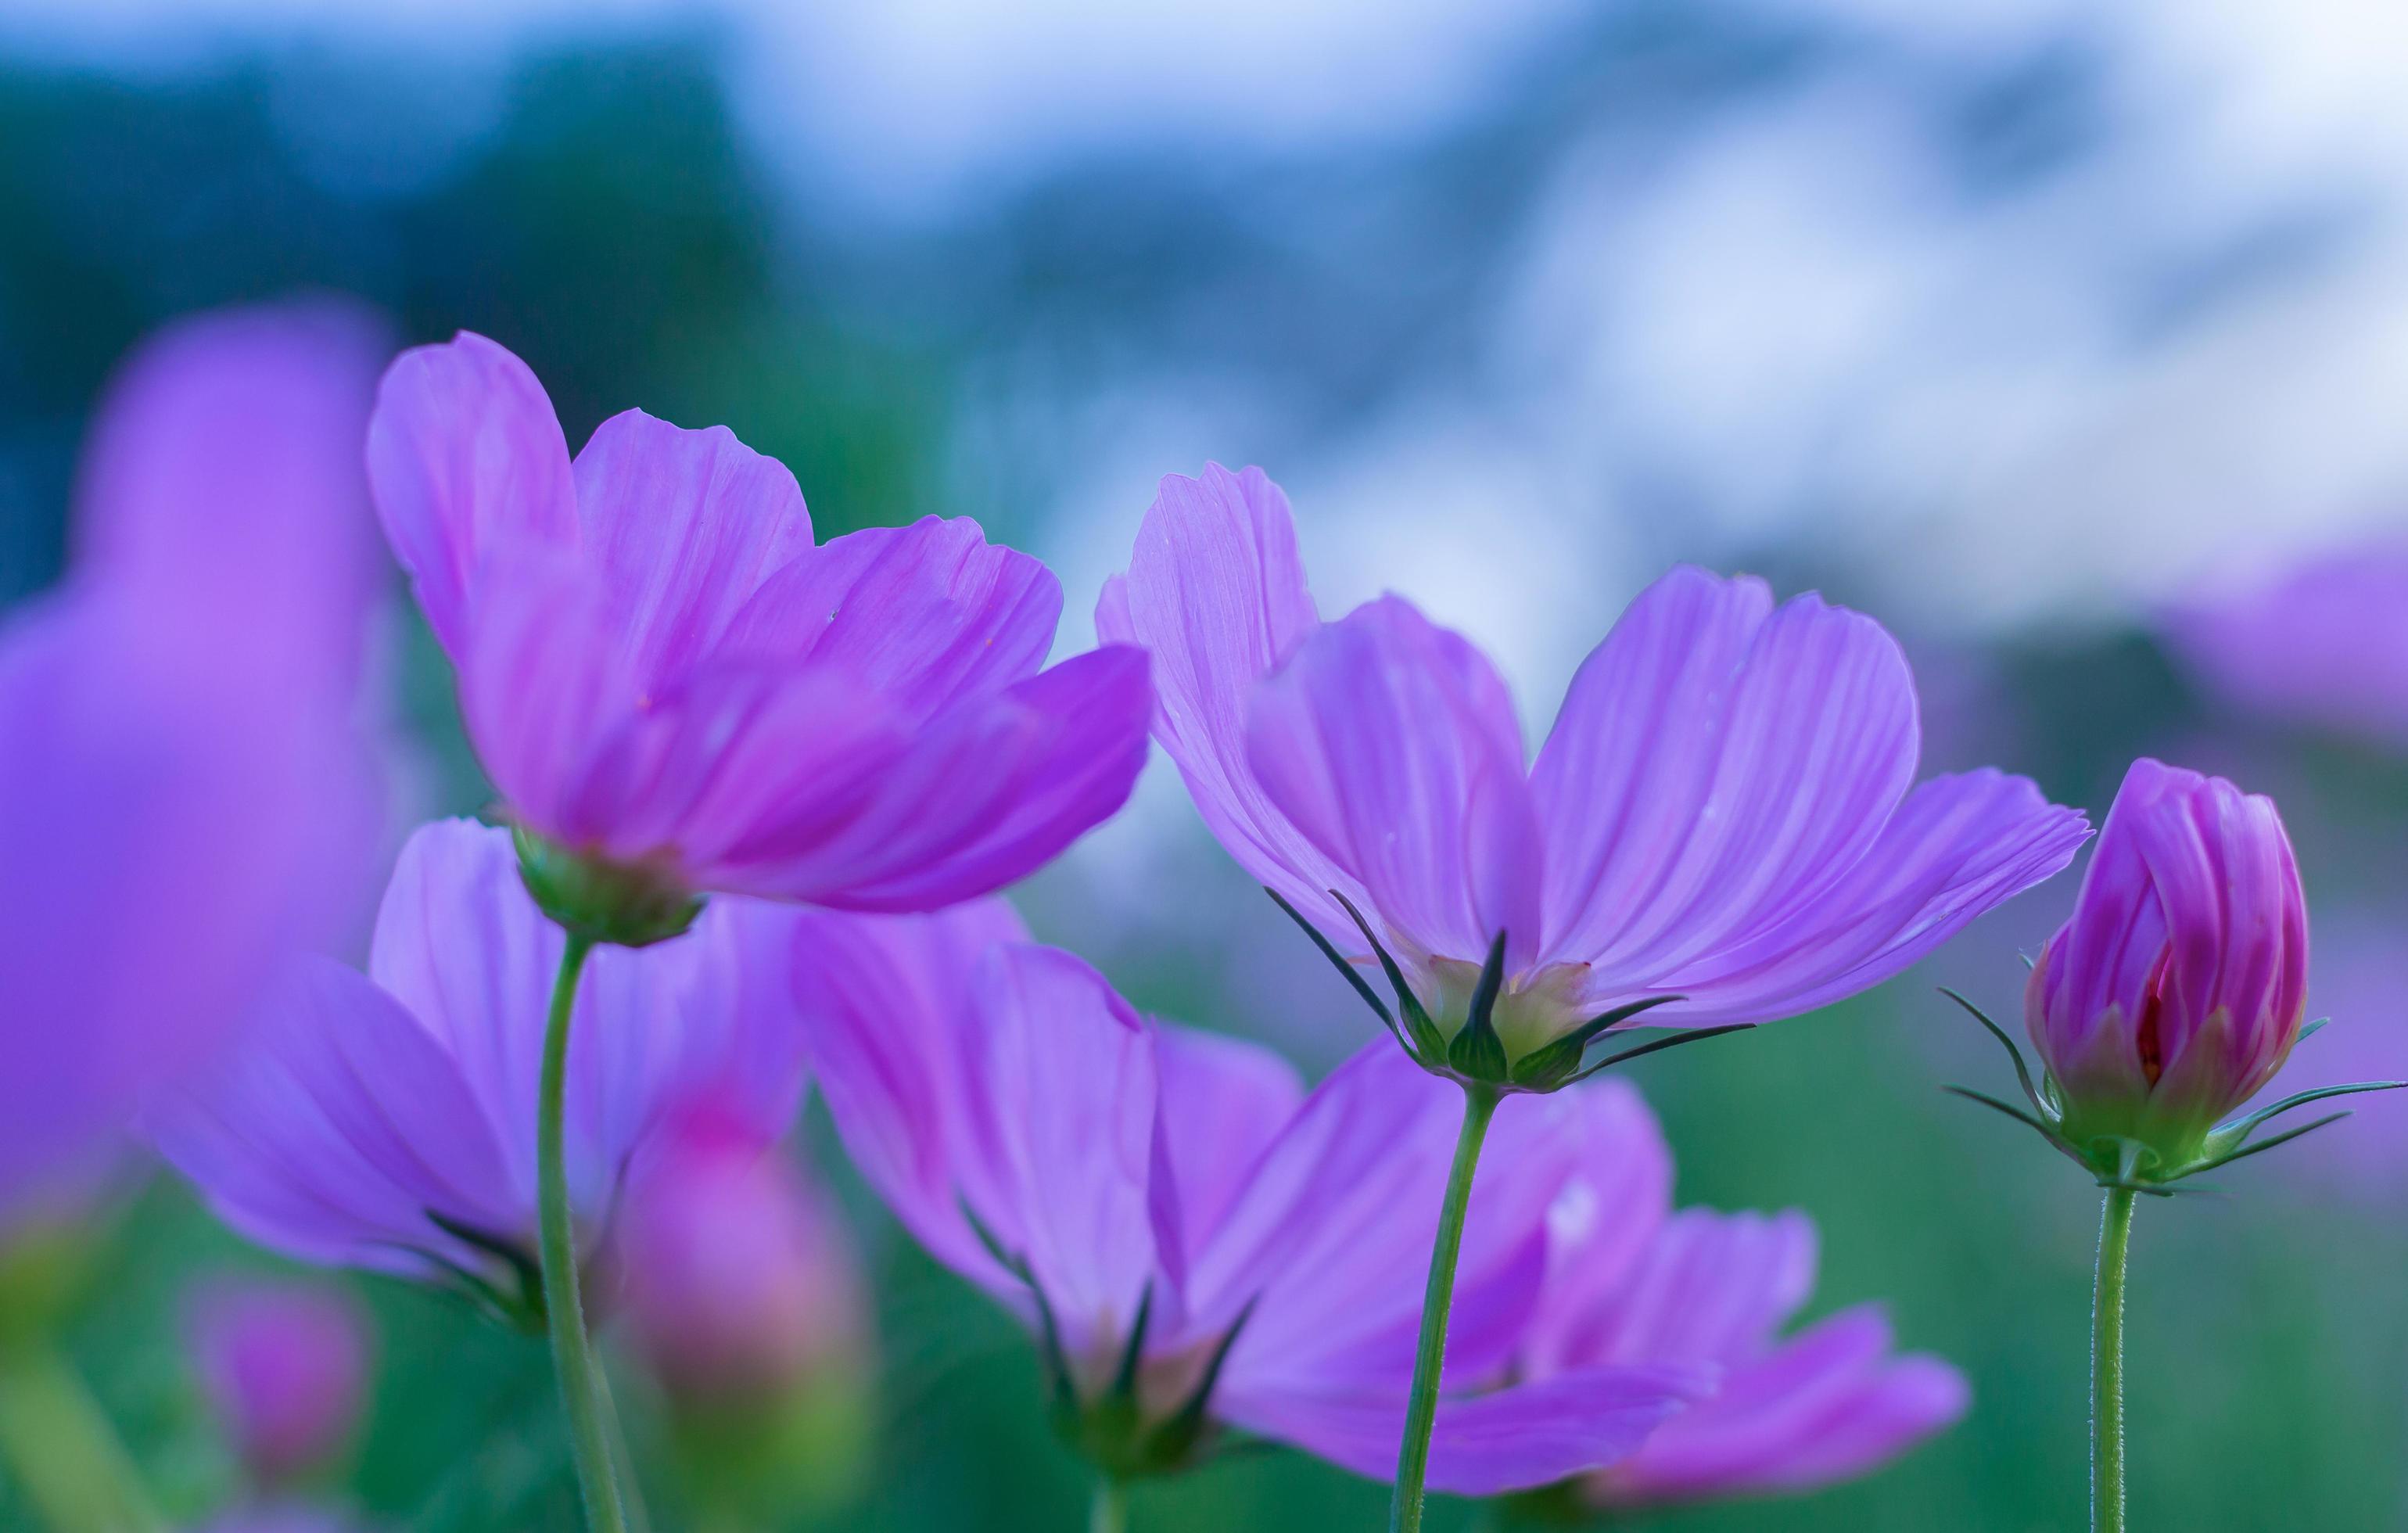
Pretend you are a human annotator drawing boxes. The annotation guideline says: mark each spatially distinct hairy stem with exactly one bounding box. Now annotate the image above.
[537,932,627,1533]
[2092,1185,2136,1533]
[1390,1082,1500,1533]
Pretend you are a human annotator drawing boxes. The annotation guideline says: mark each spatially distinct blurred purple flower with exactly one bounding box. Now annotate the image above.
[148,820,806,1307]
[619,1108,869,1405]
[2028,759,2312,1171]
[1520,1200,1965,1511]
[0,304,386,1222]
[189,1279,371,1485]
[791,900,1706,1493]
[187,1507,372,1533]
[364,332,1150,911]
[2168,537,2408,749]
[1098,465,2088,1072]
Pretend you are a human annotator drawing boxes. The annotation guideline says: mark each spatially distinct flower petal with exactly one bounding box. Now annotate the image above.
[733,516,1060,721]
[1146,1025,1306,1301]
[1604,1309,1968,1506]
[709,645,1152,910]
[366,332,579,654]
[147,956,518,1277]
[1096,465,1354,928]
[569,408,814,687]
[790,900,1032,1295]
[1247,595,1540,971]
[955,944,1161,1356]
[1636,768,2090,1026]
[1218,1364,1707,1496]
[1533,570,1920,984]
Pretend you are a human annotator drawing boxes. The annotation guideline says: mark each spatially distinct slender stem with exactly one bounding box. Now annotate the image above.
[2092,1186,2136,1533]
[1089,1478,1129,1533]
[0,1343,163,1532]
[1390,1082,1501,1533]
[537,932,627,1533]
[597,1362,652,1533]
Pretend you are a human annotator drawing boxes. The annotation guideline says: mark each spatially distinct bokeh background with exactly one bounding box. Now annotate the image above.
[5,1,2408,1528]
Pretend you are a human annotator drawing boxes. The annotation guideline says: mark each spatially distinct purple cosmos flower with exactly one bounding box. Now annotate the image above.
[1098,465,2088,1086]
[148,819,807,1314]
[0,304,385,1222]
[364,333,1150,928]
[2168,537,2408,749]
[2022,759,2320,1176]
[791,899,1706,1494]
[1517,1198,1966,1513]
[189,1280,371,1485]
[619,1108,869,1406]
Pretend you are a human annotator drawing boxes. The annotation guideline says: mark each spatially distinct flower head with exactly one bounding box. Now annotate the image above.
[149,820,807,1321]
[1099,465,2089,1088]
[189,1279,372,1486]
[1516,1204,1965,1514]
[792,900,1705,1493]
[2018,759,2332,1178]
[0,304,386,1222]
[365,333,1151,935]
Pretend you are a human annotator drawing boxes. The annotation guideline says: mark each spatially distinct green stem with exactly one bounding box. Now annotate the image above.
[538,932,627,1533]
[2092,1185,2135,1533]
[1390,1082,1500,1533]
[0,1343,163,1532]
[1089,1478,1129,1533]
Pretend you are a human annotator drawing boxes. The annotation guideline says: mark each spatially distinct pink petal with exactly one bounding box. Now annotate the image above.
[366,332,579,654]
[789,900,1032,1295]
[1218,1364,1707,1496]
[569,407,814,688]
[1096,464,1355,930]
[1247,595,1541,971]
[1534,569,1921,984]
[1147,1025,1307,1299]
[734,516,1060,721]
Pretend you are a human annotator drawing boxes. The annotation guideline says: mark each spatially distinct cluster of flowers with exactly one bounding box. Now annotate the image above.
[2,307,2374,1533]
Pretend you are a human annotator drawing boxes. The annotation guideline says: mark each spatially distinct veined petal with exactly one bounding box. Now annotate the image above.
[1247,596,1540,972]
[732,516,1060,721]
[1147,1025,1306,1303]
[1630,769,2089,1026]
[1537,572,1921,982]
[1509,1081,1678,1378]
[1568,1210,1818,1368]
[956,945,1161,1359]
[1603,1309,1968,1506]
[366,332,579,654]
[1096,464,1355,930]
[715,645,1150,910]
[1218,1364,1706,1496]
[790,900,1031,1294]
[570,409,813,688]
[147,957,519,1277]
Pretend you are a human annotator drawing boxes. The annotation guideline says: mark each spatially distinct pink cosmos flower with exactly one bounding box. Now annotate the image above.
[2026,759,2313,1172]
[189,1280,373,1486]
[364,333,1150,917]
[149,820,806,1311]
[0,304,385,1220]
[1519,1187,1965,1511]
[2168,537,2408,750]
[1098,465,2090,1083]
[791,899,1707,1495]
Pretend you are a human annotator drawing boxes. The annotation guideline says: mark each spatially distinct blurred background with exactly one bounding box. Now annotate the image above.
[5,0,2407,1528]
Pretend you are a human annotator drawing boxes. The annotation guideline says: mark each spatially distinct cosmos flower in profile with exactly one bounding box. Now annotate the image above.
[364,332,1150,934]
[791,899,1706,1494]
[149,820,808,1317]
[0,303,386,1223]
[1099,464,2089,1090]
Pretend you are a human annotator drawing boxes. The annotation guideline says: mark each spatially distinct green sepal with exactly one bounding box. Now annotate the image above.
[1265,889,1408,1057]
[1445,931,1512,1083]
[1562,1023,1755,1086]
[1330,890,1447,1063]
[513,826,704,949]
[1939,987,2050,1118]
[1509,995,1688,1089]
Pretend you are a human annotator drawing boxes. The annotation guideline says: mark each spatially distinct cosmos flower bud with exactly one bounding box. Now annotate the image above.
[188,1279,371,1487]
[619,1111,874,1515]
[2026,759,2309,1175]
